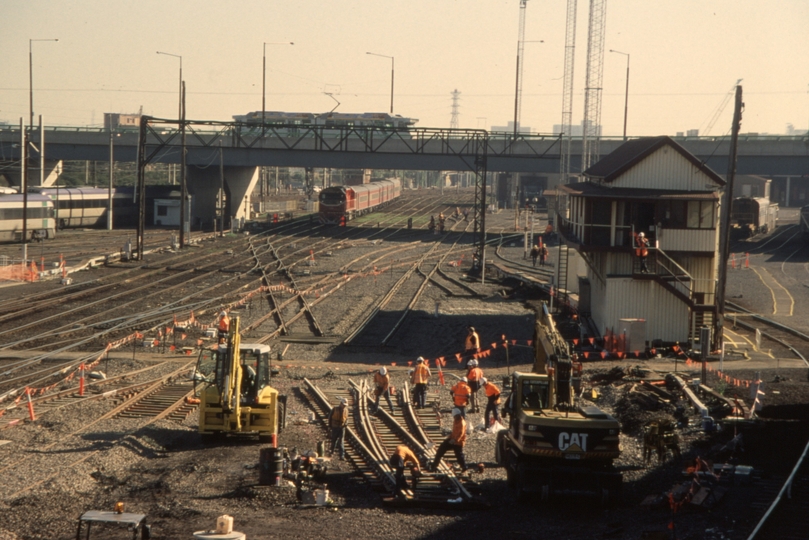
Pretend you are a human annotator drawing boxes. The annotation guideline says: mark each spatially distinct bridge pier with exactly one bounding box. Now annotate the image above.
[186,165,259,230]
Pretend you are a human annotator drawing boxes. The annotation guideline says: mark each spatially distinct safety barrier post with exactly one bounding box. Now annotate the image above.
[79,363,85,396]
[745,253,749,268]
[25,388,36,421]
[730,253,736,269]
[40,257,45,273]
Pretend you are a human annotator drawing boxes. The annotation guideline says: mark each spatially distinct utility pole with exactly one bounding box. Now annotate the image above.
[108,130,114,230]
[180,81,187,247]
[714,85,743,351]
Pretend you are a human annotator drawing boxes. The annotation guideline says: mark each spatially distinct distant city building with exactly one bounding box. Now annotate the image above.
[687,129,699,137]
[491,121,531,133]
[104,113,141,130]
[552,120,601,137]
[786,123,809,136]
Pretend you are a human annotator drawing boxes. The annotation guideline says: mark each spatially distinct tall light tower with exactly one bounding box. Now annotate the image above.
[366,52,394,114]
[609,49,630,140]
[262,41,294,128]
[559,0,578,184]
[512,0,528,139]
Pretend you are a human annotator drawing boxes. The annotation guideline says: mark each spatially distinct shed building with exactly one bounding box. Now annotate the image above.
[557,136,724,346]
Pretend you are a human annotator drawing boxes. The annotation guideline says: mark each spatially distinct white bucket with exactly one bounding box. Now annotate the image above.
[314,489,329,506]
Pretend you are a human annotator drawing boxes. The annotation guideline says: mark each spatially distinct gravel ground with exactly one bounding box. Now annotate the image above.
[1,201,808,539]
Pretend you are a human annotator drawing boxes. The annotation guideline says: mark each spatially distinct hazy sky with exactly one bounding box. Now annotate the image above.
[2,0,807,137]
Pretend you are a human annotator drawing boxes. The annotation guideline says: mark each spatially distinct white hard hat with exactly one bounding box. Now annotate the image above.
[481,377,488,385]
[638,232,645,237]
[379,367,387,375]
[452,408,462,416]
[468,359,478,367]
[219,311,227,318]
[339,397,347,406]
[416,356,424,363]
[462,377,468,383]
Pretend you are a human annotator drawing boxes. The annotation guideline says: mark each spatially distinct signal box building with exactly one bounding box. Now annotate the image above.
[557,136,725,345]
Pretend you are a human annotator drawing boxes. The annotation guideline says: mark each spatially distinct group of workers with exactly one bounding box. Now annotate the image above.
[325,324,506,500]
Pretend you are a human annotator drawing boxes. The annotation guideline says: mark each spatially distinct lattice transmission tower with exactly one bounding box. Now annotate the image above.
[450,89,461,129]
[581,0,608,172]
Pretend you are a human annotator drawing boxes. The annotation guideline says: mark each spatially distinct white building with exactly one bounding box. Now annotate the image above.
[557,136,725,345]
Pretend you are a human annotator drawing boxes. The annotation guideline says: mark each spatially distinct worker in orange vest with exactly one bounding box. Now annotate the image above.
[450,377,472,418]
[217,311,230,340]
[430,408,468,473]
[466,359,484,413]
[464,326,480,361]
[482,378,503,427]
[634,231,650,273]
[390,444,421,500]
[329,397,348,460]
[410,357,431,409]
[372,367,394,414]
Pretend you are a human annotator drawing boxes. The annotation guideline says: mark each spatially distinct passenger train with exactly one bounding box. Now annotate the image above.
[29,187,137,229]
[0,194,55,243]
[730,196,778,238]
[318,178,401,224]
[234,111,418,131]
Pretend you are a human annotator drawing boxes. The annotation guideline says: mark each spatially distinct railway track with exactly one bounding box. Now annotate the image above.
[302,377,473,506]
[0,362,196,501]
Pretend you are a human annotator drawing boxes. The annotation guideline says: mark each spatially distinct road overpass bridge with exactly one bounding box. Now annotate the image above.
[1,120,807,178]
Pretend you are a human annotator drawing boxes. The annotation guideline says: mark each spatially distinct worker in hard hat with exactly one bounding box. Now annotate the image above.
[390,444,421,500]
[430,408,468,473]
[634,231,650,273]
[449,376,472,418]
[464,326,480,361]
[217,311,230,340]
[329,397,349,460]
[411,357,431,409]
[466,359,484,413]
[372,367,394,414]
[482,378,503,428]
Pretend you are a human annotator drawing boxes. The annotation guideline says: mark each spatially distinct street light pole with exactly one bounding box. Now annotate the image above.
[366,52,394,114]
[156,51,182,122]
[609,49,630,140]
[262,42,294,129]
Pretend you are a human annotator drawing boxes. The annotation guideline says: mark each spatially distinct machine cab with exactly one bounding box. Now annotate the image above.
[196,343,272,404]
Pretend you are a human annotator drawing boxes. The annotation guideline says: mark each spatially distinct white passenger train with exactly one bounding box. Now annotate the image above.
[0,194,55,243]
[29,187,137,229]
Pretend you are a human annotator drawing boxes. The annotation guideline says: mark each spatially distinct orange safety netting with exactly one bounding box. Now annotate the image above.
[0,261,39,282]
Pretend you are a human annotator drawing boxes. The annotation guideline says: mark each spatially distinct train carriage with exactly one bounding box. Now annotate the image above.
[731,196,778,238]
[30,187,137,229]
[0,194,55,243]
[318,178,401,224]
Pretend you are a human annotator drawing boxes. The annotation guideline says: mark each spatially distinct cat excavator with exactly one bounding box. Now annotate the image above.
[496,302,622,502]
[196,317,285,442]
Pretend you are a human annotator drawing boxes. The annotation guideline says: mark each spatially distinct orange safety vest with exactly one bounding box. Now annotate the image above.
[451,381,472,407]
[450,416,467,446]
[411,364,431,385]
[374,372,390,392]
[467,367,483,382]
[484,383,501,404]
[218,316,230,333]
[465,331,480,351]
[329,405,348,428]
[635,235,649,257]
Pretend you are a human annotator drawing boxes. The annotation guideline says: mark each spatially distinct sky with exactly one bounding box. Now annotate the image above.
[1,0,807,137]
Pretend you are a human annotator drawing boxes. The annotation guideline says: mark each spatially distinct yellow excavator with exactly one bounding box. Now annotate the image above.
[196,317,284,442]
[496,302,622,502]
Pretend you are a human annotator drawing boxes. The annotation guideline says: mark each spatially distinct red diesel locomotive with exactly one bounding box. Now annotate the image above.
[318,178,401,224]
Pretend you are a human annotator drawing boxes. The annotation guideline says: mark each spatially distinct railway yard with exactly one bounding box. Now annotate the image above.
[1,190,808,539]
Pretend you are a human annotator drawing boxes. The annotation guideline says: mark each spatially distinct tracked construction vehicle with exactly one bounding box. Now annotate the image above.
[196,317,284,442]
[496,303,622,501]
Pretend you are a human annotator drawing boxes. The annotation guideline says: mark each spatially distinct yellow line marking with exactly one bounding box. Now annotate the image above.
[724,328,774,358]
[721,330,739,347]
[750,266,777,315]
[759,266,795,316]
